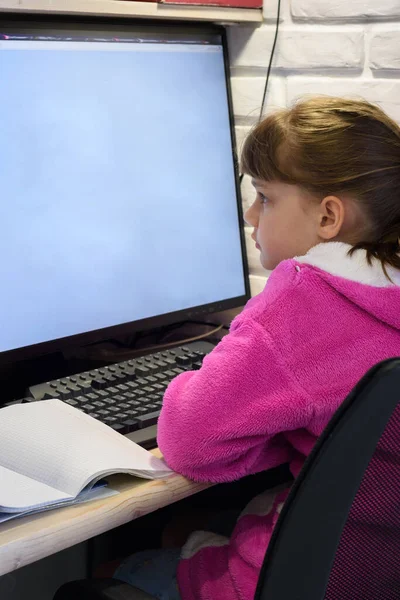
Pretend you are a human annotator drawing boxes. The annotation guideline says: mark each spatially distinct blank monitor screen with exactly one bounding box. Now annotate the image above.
[0,23,248,356]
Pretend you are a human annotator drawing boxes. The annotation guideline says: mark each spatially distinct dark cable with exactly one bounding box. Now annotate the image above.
[258,0,282,122]
[238,0,282,186]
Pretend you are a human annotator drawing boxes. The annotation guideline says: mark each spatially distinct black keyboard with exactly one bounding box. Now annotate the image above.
[25,340,214,449]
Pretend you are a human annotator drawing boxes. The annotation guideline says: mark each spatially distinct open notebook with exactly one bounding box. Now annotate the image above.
[0,399,172,522]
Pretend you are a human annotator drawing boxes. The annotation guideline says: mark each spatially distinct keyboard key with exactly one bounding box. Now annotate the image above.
[175,355,191,366]
[142,362,159,374]
[66,384,81,397]
[43,391,61,400]
[92,378,107,390]
[98,409,110,416]
[154,373,168,381]
[142,386,155,394]
[122,419,139,432]
[135,411,160,428]
[107,387,119,395]
[78,381,92,392]
[124,367,136,378]
[127,400,141,407]
[115,413,129,420]
[82,403,95,411]
[116,384,129,392]
[136,366,150,376]
[93,400,105,408]
[114,394,126,402]
[164,358,176,366]
[154,360,168,369]
[104,416,117,423]
[153,383,166,392]
[110,423,127,433]
[66,399,78,406]
[112,372,127,382]
[127,381,139,390]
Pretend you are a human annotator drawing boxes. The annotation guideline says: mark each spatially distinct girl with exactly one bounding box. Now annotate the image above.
[114,96,400,599]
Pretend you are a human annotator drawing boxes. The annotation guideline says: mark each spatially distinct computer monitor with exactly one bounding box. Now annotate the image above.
[0,17,249,364]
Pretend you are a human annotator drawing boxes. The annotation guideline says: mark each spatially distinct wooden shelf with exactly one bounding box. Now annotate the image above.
[0,0,263,24]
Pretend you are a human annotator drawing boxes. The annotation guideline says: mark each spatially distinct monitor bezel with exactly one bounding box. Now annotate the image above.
[0,14,251,365]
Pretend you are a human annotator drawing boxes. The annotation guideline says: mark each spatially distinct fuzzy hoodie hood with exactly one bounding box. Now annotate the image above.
[295,242,400,331]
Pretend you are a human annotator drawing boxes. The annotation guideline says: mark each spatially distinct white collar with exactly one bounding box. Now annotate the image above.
[295,242,400,287]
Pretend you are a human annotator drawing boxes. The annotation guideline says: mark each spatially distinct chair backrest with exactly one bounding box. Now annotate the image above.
[255,358,400,600]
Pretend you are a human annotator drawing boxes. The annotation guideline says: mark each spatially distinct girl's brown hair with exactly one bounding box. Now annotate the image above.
[241,96,400,274]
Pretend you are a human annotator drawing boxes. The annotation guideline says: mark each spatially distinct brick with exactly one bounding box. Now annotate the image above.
[230,76,285,120]
[370,31,400,72]
[228,26,364,71]
[286,77,400,124]
[263,0,285,23]
[249,274,268,297]
[291,0,400,21]
[235,125,251,156]
[240,174,255,213]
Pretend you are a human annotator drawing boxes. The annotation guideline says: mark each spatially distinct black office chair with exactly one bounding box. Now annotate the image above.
[54,358,400,600]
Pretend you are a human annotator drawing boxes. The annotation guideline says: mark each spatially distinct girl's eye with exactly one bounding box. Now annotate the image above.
[259,193,269,205]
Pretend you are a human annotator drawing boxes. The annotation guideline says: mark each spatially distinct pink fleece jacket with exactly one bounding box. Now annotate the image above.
[157,242,400,600]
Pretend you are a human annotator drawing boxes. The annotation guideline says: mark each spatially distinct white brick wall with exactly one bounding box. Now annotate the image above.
[230,0,400,292]
[291,0,400,21]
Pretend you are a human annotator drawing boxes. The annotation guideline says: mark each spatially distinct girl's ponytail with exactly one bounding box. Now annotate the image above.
[350,226,400,276]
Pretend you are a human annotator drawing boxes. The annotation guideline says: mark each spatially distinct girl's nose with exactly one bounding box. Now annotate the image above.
[244,202,258,228]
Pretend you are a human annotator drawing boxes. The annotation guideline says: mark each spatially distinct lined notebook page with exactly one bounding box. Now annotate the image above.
[0,464,71,511]
[0,400,171,510]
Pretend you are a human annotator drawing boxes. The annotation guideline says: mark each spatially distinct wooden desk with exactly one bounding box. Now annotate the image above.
[0,450,210,577]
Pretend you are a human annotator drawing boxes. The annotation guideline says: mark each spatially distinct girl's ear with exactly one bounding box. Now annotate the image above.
[317,195,345,240]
